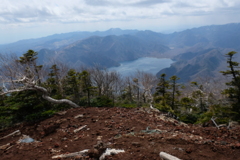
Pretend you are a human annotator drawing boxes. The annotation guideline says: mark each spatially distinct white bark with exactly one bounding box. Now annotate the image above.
[0,143,11,150]
[159,152,181,160]
[0,130,21,140]
[52,149,89,159]
[0,83,80,108]
[73,125,87,133]
[42,94,79,108]
[0,53,80,108]
[99,148,125,160]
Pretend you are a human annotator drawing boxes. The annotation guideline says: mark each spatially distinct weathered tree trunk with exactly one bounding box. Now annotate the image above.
[33,85,80,107]
[0,130,21,140]
[159,152,181,160]
[42,94,79,108]
[1,84,80,108]
[52,149,89,159]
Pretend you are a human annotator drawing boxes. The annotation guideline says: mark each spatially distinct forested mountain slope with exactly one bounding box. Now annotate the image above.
[1,23,240,82]
[38,35,170,68]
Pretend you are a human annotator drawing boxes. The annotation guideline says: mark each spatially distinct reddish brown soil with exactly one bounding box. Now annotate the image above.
[1,107,240,160]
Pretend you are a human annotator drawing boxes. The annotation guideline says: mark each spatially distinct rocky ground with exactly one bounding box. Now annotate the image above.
[1,107,240,160]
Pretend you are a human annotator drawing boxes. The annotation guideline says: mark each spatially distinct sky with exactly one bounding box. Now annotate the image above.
[1,0,240,44]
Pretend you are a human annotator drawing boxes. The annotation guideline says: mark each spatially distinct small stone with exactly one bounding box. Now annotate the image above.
[186,148,192,153]
[235,143,240,148]
[56,111,67,115]
[62,137,67,141]
[88,148,100,158]
[132,142,141,147]
[97,136,102,141]
[220,141,227,145]
[54,143,60,148]
[74,155,83,160]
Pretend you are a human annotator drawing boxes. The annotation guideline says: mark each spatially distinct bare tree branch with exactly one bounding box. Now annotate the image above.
[0,53,80,108]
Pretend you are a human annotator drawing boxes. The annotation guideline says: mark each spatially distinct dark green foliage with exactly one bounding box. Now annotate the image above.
[155,74,169,97]
[1,91,51,123]
[91,96,113,107]
[154,74,181,110]
[45,64,62,98]
[220,51,240,120]
[3,49,240,129]
[154,74,172,110]
[79,70,95,106]
[154,103,172,113]
[190,82,206,112]
[179,113,199,124]
[180,97,195,111]
[169,75,181,109]
[18,50,43,83]
[118,103,137,108]
[197,104,235,124]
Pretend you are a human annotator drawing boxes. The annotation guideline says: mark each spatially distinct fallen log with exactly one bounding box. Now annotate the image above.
[99,148,125,160]
[52,149,89,159]
[74,125,87,133]
[0,143,11,150]
[0,130,21,140]
[159,152,181,160]
[211,117,219,129]
[74,114,84,119]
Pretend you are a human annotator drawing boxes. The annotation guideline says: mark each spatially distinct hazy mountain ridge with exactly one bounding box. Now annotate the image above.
[39,35,170,68]
[1,23,240,82]
[0,28,138,55]
[157,48,228,82]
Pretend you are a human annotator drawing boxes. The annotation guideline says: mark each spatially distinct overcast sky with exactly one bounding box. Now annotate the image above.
[1,0,240,44]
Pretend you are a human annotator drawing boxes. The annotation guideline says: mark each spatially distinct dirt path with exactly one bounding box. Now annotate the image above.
[1,107,240,160]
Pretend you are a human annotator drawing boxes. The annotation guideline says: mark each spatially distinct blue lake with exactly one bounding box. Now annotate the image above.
[108,57,173,77]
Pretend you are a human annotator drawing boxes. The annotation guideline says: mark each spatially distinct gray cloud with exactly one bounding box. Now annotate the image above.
[84,0,112,6]
[131,0,170,7]
[1,0,239,24]
[0,0,240,44]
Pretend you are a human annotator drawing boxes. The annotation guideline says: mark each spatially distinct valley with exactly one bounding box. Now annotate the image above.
[1,23,240,83]
[1,23,240,160]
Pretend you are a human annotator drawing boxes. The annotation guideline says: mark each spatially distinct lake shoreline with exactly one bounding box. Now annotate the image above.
[108,57,174,77]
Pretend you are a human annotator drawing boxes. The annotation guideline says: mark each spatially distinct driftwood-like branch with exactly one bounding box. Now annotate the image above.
[211,117,219,129]
[0,143,11,150]
[1,82,80,108]
[41,94,79,108]
[74,125,87,133]
[159,152,181,160]
[0,88,27,95]
[0,130,21,140]
[52,149,89,159]
[99,148,125,160]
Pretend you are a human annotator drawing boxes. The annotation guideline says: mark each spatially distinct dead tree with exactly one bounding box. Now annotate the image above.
[0,51,79,108]
[133,71,158,107]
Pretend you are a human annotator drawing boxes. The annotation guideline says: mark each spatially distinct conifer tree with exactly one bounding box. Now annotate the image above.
[169,75,181,110]
[64,69,81,103]
[18,50,43,84]
[79,70,94,106]
[154,74,171,110]
[45,64,63,98]
[0,51,80,108]
[155,74,169,97]
[221,51,240,119]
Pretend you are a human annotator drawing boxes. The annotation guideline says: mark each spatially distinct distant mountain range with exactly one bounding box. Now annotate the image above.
[1,23,240,82]
[0,28,138,55]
